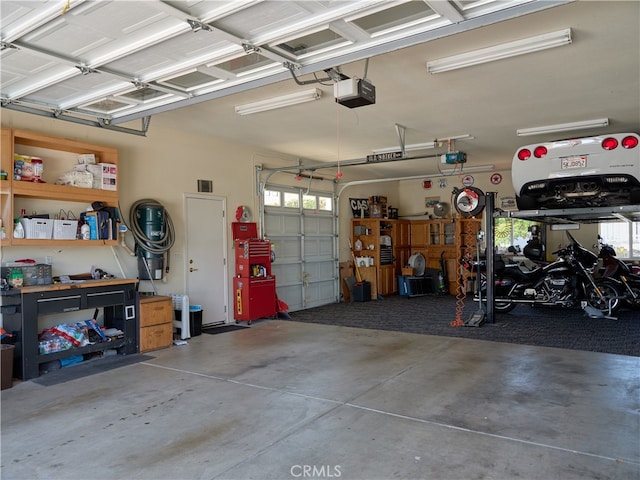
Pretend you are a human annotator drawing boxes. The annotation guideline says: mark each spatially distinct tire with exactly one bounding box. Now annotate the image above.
[493,299,518,313]
[585,279,622,314]
[515,194,537,211]
[480,273,518,313]
[623,283,640,310]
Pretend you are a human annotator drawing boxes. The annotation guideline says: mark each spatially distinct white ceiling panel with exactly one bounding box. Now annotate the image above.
[104,32,235,79]
[211,1,313,39]
[24,73,127,107]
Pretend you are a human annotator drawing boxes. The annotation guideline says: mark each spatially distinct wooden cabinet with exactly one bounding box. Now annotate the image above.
[0,129,12,245]
[407,217,482,295]
[351,218,398,298]
[0,128,119,247]
[139,296,173,353]
[378,265,395,296]
[392,220,411,280]
[458,218,482,262]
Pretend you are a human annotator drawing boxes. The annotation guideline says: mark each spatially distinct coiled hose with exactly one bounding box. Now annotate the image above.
[128,199,175,274]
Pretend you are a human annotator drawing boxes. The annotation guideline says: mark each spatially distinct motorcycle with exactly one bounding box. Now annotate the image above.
[463,231,623,314]
[595,235,640,309]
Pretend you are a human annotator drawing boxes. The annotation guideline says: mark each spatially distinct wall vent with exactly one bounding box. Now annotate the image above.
[197,179,213,192]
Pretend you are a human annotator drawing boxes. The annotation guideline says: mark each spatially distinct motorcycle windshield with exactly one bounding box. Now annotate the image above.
[566,231,598,268]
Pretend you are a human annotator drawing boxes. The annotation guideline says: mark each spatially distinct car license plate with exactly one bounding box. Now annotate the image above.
[561,156,586,169]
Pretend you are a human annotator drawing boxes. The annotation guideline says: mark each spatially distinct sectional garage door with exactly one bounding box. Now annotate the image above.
[263,187,338,312]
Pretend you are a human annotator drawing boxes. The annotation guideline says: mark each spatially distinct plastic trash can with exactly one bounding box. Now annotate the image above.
[353,281,371,302]
[1,344,15,390]
[189,305,203,336]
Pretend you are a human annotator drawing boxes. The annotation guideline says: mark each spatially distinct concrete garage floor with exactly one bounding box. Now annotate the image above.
[1,320,639,480]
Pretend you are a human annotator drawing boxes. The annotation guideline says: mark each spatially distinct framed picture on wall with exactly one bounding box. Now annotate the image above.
[349,198,369,217]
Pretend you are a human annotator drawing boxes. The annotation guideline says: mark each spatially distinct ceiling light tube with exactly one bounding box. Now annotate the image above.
[235,88,322,115]
[427,28,572,74]
[516,118,610,136]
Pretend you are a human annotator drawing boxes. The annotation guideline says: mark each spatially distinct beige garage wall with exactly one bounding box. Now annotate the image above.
[397,169,515,218]
[1,109,301,310]
[1,109,400,307]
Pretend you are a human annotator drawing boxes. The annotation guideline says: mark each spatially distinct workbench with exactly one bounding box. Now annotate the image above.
[1,279,139,380]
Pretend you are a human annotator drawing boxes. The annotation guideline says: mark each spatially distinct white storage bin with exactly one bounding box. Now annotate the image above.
[21,218,54,239]
[53,220,78,240]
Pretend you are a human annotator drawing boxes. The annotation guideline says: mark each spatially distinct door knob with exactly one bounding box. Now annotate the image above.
[189,267,199,272]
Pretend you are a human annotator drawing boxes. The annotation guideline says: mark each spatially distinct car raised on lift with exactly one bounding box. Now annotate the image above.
[512,132,640,210]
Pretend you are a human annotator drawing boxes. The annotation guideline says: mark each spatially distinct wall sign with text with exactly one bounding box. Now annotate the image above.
[349,198,369,217]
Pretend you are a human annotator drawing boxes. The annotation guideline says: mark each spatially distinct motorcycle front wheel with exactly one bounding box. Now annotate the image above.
[585,280,623,314]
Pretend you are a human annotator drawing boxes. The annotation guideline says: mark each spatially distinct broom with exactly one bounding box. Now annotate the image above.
[348,239,363,283]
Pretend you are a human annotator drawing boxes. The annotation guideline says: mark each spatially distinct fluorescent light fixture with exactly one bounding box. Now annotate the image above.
[550,223,580,231]
[427,28,572,74]
[438,164,495,175]
[235,88,322,115]
[516,118,609,137]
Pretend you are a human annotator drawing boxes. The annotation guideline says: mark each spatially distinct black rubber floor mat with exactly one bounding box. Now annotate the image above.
[201,325,250,335]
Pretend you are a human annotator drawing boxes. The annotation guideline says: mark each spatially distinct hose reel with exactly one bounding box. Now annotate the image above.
[129,199,175,280]
[452,187,485,218]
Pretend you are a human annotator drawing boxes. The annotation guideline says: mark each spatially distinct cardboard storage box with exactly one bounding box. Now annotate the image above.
[87,163,117,190]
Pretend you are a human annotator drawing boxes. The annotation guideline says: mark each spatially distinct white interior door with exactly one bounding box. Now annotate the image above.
[185,194,228,326]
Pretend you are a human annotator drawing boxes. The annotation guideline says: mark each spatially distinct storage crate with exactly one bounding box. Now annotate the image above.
[171,294,189,311]
[21,218,54,239]
[1,263,52,286]
[53,219,78,240]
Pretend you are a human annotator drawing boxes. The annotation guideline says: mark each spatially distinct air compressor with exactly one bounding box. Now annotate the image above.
[129,199,175,280]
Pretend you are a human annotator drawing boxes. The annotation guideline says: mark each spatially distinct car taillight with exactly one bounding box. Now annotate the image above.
[533,146,547,158]
[621,135,639,149]
[518,148,531,160]
[601,137,618,150]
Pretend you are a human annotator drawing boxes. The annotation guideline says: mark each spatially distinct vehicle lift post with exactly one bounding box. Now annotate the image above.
[485,192,495,324]
[466,192,496,326]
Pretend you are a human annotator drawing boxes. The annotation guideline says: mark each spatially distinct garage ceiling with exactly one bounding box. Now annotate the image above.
[1,1,639,178]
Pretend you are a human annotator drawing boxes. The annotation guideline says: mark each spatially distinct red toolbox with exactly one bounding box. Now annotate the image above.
[234,276,276,322]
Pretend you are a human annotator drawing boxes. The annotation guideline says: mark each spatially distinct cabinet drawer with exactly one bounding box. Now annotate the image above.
[139,297,172,327]
[87,290,124,308]
[37,295,82,315]
[140,324,173,353]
